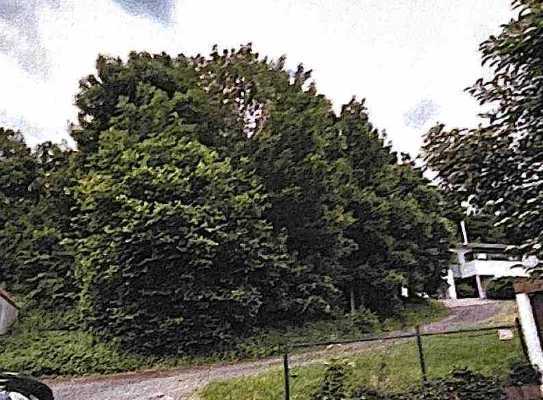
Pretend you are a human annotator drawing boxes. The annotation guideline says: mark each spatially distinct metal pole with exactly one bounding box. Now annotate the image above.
[415,325,427,382]
[283,351,290,400]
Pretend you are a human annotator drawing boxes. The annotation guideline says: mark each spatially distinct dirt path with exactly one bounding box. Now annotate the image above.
[47,300,513,400]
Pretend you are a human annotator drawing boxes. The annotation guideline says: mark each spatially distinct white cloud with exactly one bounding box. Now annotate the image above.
[0,0,513,154]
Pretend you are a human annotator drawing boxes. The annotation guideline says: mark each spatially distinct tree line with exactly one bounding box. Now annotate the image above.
[0,46,452,355]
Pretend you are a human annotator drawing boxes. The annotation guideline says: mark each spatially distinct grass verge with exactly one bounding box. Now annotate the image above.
[0,300,448,378]
[200,330,522,400]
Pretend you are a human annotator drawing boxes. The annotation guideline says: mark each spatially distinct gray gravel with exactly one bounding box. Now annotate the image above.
[47,300,511,400]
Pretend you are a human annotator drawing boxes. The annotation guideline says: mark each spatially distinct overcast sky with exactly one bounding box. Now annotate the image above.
[0,0,513,155]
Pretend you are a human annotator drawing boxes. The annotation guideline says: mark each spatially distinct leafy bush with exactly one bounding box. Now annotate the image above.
[411,369,505,400]
[456,280,478,298]
[0,311,148,377]
[311,362,349,400]
[506,362,541,386]
[381,300,448,331]
[351,369,505,400]
[351,388,389,400]
[350,308,380,333]
[0,131,78,312]
[486,277,516,300]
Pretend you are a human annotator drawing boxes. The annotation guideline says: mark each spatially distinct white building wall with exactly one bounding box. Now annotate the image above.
[453,260,528,279]
[446,269,457,300]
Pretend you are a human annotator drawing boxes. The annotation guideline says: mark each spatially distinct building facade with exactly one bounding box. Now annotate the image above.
[447,242,529,300]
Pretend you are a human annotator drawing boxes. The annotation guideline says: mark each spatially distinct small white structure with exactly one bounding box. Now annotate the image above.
[446,243,529,300]
[0,289,18,335]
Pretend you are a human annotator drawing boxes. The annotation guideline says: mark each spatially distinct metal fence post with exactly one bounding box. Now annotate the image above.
[283,350,290,400]
[415,325,428,382]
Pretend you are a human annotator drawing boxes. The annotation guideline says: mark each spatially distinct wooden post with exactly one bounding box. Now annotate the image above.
[283,352,290,400]
[415,325,428,382]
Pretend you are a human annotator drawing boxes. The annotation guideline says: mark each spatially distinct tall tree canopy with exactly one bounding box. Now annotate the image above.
[1,46,452,354]
[0,129,77,309]
[422,0,543,256]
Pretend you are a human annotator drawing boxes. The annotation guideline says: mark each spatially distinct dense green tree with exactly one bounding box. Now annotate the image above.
[0,129,77,309]
[74,48,354,317]
[0,128,38,288]
[331,100,452,313]
[422,0,543,256]
[72,47,453,325]
[0,45,455,354]
[73,83,298,353]
[192,46,356,310]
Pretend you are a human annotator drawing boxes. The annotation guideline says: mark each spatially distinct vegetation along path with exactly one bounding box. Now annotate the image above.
[48,300,513,400]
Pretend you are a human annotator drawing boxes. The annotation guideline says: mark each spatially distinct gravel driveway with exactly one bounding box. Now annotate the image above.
[47,300,513,400]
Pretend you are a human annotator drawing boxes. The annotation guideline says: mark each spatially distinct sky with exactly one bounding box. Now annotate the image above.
[0,0,513,156]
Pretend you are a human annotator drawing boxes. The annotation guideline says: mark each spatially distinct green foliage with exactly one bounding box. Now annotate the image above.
[404,369,505,400]
[422,0,543,257]
[311,362,349,400]
[2,46,453,357]
[506,362,541,386]
[195,47,356,315]
[455,280,478,298]
[72,79,297,354]
[349,308,380,334]
[336,101,452,313]
[237,301,444,359]
[287,368,507,400]
[0,311,148,377]
[0,128,38,287]
[0,130,77,310]
[486,277,516,300]
[380,301,448,332]
[1,301,444,379]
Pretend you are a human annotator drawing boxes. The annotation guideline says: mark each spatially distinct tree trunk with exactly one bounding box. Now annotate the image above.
[350,287,356,314]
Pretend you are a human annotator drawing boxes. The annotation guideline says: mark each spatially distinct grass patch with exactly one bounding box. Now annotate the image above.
[380,300,448,331]
[0,310,150,377]
[239,300,448,358]
[0,300,448,378]
[201,330,522,400]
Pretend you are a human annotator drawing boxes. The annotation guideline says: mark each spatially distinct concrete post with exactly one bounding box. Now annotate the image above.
[475,275,486,299]
[516,292,543,394]
[446,269,457,300]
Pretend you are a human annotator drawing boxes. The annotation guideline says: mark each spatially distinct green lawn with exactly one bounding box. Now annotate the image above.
[201,331,523,400]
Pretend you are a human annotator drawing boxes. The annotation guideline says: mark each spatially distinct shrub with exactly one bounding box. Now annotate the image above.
[413,369,505,400]
[486,277,516,300]
[0,311,148,377]
[506,362,541,386]
[352,369,505,400]
[456,280,478,298]
[350,308,380,333]
[311,362,350,400]
[351,388,390,400]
